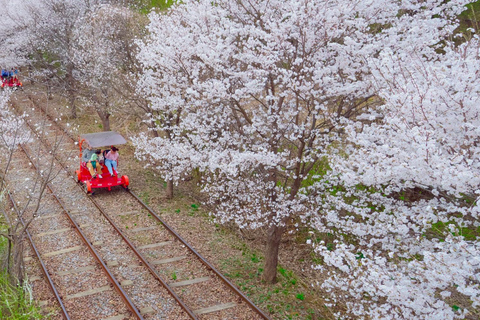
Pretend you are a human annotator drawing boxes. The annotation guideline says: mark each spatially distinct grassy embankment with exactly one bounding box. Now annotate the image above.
[0,210,44,319]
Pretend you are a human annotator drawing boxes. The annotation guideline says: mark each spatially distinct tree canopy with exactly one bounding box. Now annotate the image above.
[0,0,479,318]
[135,0,480,317]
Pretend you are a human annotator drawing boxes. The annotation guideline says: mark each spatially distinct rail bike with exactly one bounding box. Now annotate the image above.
[75,131,129,194]
[1,75,22,88]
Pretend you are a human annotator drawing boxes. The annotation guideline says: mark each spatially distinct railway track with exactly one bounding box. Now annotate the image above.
[4,104,190,319]
[3,190,70,320]
[5,94,270,319]
[3,146,147,319]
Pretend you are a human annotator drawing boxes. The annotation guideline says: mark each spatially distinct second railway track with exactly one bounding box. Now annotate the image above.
[5,146,146,320]
[5,93,269,319]
[6,103,192,319]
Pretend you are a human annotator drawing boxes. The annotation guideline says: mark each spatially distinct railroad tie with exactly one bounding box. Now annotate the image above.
[121,280,134,287]
[7,158,26,164]
[107,260,119,267]
[7,175,34,182]
[129,226,156,233]
[151,256,187,265]
[34,227,71,237]
[193,302,238,315]
[140,306,155,315]
[65,285,112,300]
[169,276,210,288]
[9,168,30,174]
[99,306,153,317]
[119,211,140,216]
[39,300,49,307]
[58,265,96,276]
[36,213,61,220]
[102,315,127,320]
[29,275,42,282]
[33,225,90,238]
[138,241,171,250]
[42,245,82,258]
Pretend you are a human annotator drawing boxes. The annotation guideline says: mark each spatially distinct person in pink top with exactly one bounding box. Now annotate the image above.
[104,146,120,177]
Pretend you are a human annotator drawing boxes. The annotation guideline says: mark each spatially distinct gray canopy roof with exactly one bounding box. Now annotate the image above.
[80,131,127,148]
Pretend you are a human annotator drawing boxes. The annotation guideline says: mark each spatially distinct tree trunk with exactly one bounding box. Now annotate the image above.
[262,224,284,283]
[66,63,77,119]
[95,105,111,132]
[6,231,11,273]
[46,84,53,100]
[13,236,25,284]
[2,232,12,273]
[165,127,174,199]
[68,94,77,119]
[166,179,174,199]
[102,114,111,131]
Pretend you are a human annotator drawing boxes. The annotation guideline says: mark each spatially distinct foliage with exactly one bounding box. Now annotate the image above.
[72,3,145,130]
[0,271,44,319]
[0,214,43,320]
[0,0,478,318]
[311,7,480,320]
[135,0,176,13]
[0,0,147,121]
[136,0,480,317]
[0,92,30,153]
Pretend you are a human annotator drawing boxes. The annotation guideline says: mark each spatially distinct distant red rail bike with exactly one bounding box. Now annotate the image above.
[1,76,22,88]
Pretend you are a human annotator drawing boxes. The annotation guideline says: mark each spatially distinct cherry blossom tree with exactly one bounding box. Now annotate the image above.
[0,0,34,69]
[73,3,144,131]
[26,0,100,118]
[135,0,473,284]
[0,0,105,118]
[310,31,480,319]
[0,0,145,123]
[0,91,34,281]
[0,92,31,192]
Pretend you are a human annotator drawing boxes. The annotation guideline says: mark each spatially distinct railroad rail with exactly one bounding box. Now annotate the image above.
[11,94,270,319]
[128,191,270,318]
[21,143,144,319]
[4,191,70,320]
[3,144,142,319]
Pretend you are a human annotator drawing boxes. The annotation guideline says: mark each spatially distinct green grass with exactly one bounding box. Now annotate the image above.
[0,217,44,319]
[460,1,480,19]
[134,0,176,13]
[0,273,45,319]
[189,204,199,216]
[139,191,150,205]
[456,1,480,38]
[427,221,480,241]
[219,242,322,319]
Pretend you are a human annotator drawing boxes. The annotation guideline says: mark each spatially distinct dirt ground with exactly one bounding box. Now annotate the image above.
[17,88,334,320]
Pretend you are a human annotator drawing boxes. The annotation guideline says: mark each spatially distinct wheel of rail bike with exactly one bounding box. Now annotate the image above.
[83,181,92,194]
[121,175,129,191]
[75,170,81,183]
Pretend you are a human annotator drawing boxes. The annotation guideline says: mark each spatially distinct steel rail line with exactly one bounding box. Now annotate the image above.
[129,191,271,320]
[21,95,271,319]
[4,191,71,320]
[17,144,144,320]
[15,100,197,319]
[85,192,199,319]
